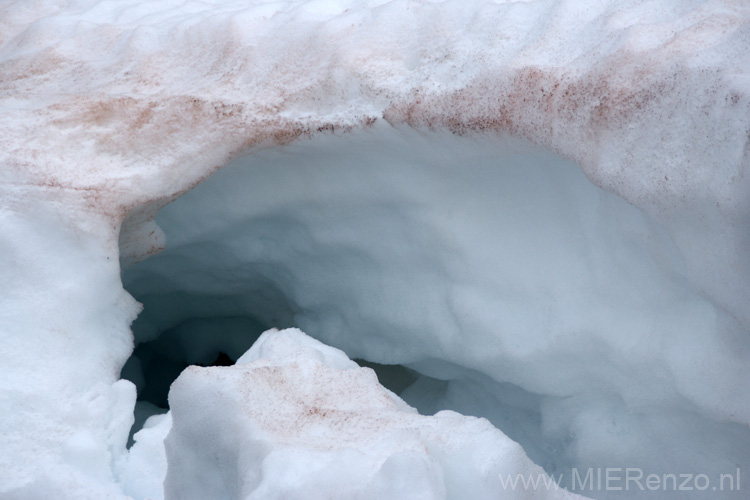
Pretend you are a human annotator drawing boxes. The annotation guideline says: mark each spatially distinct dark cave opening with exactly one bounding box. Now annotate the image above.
[114,126,750,499]
[119,308,422,413]
[116,128,579,463]
[118,274,424,445]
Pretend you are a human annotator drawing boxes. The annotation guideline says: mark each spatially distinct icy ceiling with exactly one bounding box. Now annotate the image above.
[1,1,749,499]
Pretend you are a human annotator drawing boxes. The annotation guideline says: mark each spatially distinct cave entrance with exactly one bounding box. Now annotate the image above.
[119,124,681,482]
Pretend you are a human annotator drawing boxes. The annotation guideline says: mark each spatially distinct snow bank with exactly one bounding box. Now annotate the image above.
[2,0,749,499]
[0,198,139,500]
[162,328,584,500]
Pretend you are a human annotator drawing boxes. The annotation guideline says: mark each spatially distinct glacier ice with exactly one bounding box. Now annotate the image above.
[1,0,750,499]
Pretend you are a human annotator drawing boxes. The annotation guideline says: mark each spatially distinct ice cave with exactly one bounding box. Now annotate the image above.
[2,1,749,499]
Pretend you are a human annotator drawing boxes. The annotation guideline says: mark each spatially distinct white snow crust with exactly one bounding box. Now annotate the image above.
[1,0,750,499]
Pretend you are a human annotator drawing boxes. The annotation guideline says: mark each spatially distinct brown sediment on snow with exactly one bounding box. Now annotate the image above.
[1,1,748,261]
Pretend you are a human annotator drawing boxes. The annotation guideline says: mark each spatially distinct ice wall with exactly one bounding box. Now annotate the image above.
[1,0,749,499]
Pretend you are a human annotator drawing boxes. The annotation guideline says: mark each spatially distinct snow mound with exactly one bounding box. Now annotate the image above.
[162,328,585,500]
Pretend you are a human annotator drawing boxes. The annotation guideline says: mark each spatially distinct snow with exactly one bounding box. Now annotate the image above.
[1,0,749,499]
[161,328,583,500]
[118,412,172,500]
[0,199,139,499]
[123,126,750,497]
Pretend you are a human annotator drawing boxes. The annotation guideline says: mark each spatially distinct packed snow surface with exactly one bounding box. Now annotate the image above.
[1,0,750,499]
